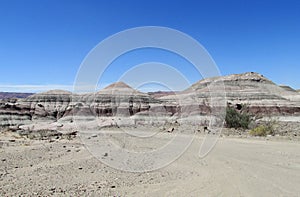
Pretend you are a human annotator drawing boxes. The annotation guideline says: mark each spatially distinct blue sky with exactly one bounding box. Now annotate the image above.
[0,0,299,92]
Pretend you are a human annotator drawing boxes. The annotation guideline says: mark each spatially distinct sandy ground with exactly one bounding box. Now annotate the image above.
[0,130,300,196]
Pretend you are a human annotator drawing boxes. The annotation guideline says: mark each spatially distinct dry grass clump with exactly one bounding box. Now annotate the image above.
[250,119,276,137]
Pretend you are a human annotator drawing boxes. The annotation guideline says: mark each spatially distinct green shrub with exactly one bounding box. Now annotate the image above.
[225,106,251,129]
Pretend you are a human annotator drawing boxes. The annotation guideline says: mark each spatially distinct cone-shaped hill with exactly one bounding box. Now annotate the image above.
[96,82,147,96]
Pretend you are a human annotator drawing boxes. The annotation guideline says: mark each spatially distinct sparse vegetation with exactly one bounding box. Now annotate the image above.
[225,105,251,129]
[22,129,62,140]
[250,118,277,137]
[249,125,268,136]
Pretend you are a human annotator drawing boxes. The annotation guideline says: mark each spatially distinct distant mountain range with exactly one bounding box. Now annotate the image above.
[0,92,34,99]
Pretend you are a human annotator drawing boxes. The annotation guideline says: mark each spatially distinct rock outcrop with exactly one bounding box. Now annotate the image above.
[0,98,32,127]
[25,90,72,120]
[161,72,300,116]
[69,82,160,117]
[0,90,72,127]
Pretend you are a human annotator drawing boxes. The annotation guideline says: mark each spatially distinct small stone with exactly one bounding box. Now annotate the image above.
[110,185,116,188]
[49,187,56,192]
[167,127,174,133]
[104,153,108,157]
[78,167,83,170]
[1,158,6,162]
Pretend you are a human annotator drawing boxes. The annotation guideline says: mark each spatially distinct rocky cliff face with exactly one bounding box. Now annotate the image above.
[25,90,72,120]
[0,90,72,127]
[68,82,160,117]
[0,98,32,127]
[1,73,299,129]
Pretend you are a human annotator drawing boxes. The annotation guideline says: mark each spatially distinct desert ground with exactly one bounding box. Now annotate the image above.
[1,129,299,196]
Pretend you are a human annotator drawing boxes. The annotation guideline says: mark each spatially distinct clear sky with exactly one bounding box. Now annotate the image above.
[0,0,299,92]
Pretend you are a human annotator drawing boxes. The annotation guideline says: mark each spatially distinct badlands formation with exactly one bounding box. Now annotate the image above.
[0,72,299,135]
[0,72,300,196]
